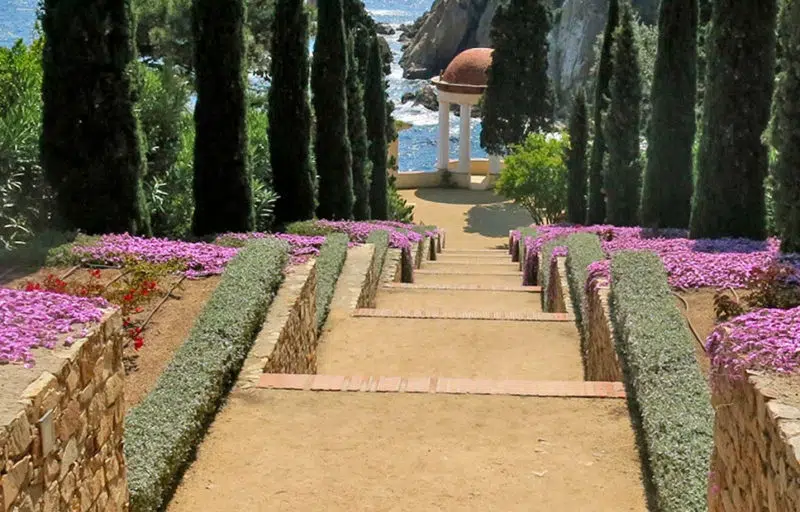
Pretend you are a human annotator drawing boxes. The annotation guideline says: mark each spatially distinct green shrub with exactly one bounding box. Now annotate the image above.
[563,233,605,346]
[495,132,569,225]
[125,239,288,511]
[43,234,99,267]
[0,230,76,270]
[315,233,349,331]
[366,229,389,279]
[285,220,335,237]
[609,251,713,511]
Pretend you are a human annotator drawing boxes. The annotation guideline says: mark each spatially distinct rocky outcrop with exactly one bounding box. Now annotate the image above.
[401,0,658,106]
[400,84,482,117]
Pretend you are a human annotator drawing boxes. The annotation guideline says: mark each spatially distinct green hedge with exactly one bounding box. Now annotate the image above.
[609,251,713,511]
[285,220,335,237]
[366,229,389,279]
[563,233,605,347]
[315,233,349,331]
[125,239,289,511]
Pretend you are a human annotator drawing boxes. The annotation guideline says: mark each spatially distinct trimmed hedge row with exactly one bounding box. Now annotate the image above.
[366,229,389,279]
[609,251,713,511]
[563,233,606,345]
[314,233,349,331]
[125,239,289,512]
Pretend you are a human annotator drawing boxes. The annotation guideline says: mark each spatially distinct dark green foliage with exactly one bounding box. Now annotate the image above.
[603,3,642,227]
[285,220,335,237]
[563,233,605,353]
[480,0,553,154]
[312,0,354,220]
[690,0,777,239]
[566,90,589,224]
[696,0,712,120]
[587,0,619,224]
[125,239,288,512]
[191,0,254,235]
[347,32,372,220]
[609,251,713,511]
[769,0,800,252]
[0,231,76,270]
[366,229,389,280]
[41,0,150,235]
[269,0,316,227]
[365,34,388,220]
[641,0,697,229]
[315,233,349,331]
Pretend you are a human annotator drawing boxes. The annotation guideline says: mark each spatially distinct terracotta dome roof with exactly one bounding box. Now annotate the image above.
[440,48,493,87]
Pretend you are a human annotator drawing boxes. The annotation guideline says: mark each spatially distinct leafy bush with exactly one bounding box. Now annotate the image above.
[285,220,335,237]
[387,174,414,223]
[609,251,713,511]
[366,229,389,279]
[125,238,288,512]
[315,232,349,331]
[713,261,800,321]
[563,232,605,343]
[494,132,569,224]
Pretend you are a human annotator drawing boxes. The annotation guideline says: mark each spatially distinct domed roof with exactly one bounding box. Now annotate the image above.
[440,48,493,86]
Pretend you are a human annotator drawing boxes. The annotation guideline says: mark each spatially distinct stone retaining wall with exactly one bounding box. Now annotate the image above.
[585,280,623,382]
[357,244,383,309]
[710,372,800,511]
[239,260,318,385]
[381,248,403,286]
[0,310,128,512]
[546,257,571,314]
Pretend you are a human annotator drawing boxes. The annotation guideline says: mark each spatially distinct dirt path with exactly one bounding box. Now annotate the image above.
[167,188,647,511]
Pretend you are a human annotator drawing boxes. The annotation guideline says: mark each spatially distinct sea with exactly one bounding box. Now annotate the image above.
[0,0,488,171]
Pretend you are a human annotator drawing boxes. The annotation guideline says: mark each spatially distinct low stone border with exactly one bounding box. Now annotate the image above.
[415,237,430,269]
[585,279,623,382]
[380,248,403,287]
[710,372,800,511]
[0,309,128,511]
[545,257,573,315]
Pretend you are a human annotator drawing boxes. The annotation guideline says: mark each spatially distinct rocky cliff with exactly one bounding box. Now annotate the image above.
[400,0,658,107]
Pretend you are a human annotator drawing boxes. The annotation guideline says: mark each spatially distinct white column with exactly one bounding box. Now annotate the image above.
[459,103,471,174]
[489,154,501,174]
[437,100,450,170]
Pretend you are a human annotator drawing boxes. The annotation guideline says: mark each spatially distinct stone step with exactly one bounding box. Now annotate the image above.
[258,374,626,398]
[415,269,521,276]
[353,308,572,322]
[376,288,543,313]
[424,260,517,268]
[383,283,541,293]
[412,272,523,287]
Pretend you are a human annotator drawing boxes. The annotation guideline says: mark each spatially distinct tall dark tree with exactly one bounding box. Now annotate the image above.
[41,0,150,234]
[604,3,642,227]
[269,0,316,227]
[690,0,778,239]
[191,0,253,236]
[347,31,372,220]
[312,0,354,220]
[481,0,553,155]
[566,90,589,224]
[696,0,712,121]
[641,0,697,228]
[587,0,619,225]
[769,0,800,251]
[365,34,388,220]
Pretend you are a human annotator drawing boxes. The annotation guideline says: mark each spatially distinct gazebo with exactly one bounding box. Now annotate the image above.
[430,48,501,190]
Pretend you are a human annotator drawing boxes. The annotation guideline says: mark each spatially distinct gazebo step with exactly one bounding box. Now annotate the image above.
[469,175,489,190]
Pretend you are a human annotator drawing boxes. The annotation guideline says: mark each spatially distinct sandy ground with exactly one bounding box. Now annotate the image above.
[401,189,532,249]
[677,289,716,374]
[167,390,647,512]
[414,272,523,287]
[376,289,543,313]
[317,317,582,380]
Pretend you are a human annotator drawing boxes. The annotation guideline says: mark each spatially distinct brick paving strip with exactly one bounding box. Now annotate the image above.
[352,308,574,322]
[257,374,626,398]
[384,283,542,292]
[415,269,522,276]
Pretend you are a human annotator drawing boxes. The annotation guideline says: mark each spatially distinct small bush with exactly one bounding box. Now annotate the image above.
[563,233,605,342]
[285,220,335,237]
[315,233,349,331]
[125,239,288,512]
[0,230,77,270]
[609,251,713,511]
[366,229,389,278]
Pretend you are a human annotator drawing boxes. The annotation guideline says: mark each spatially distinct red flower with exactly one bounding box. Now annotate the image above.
[134,306,143,313]
[89,269,101,279]
[24,282,41,292]
[123,292,134,302]
[134,337,144,350]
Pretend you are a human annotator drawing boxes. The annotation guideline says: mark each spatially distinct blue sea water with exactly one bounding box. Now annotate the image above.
[0,0,488,171]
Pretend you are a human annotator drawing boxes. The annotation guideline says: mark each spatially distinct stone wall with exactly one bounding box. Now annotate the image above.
[0,309,128,512]
[240,260,318,385]
[710,372,800,511]
[381,248,403,287]
[357,244,383,309]
[585,280,623,382]
[546,257,571,314]
[415,238,429,269]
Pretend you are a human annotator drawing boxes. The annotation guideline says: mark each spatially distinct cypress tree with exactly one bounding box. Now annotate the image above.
[603,3,642,227]
[312,0,354,220]
[481,0,553,155]
[566,90,589,225]
[770,0,800,251]
[192,0,253,236]
[365,34,388,220]
[640,0,697,228]
[41,0,150,234]
[690,0,777,239]
[269,0,316,227]
[347,31,372,220]
[587,0,619,225]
